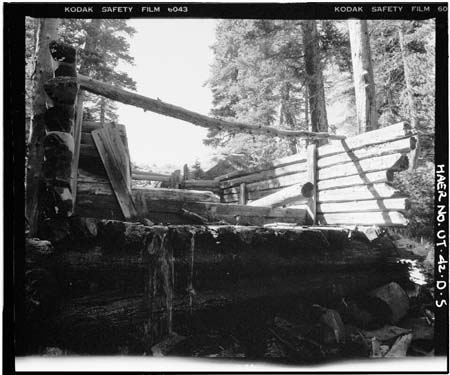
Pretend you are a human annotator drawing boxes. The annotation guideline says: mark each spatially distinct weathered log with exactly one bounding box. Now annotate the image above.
[180,179,219,190]
[317,170,393,191]
[211,186,285,204]
[248,182,314,208]
[318,153,409,181]
[317,136,416,169]
[50,75,345,140]
[214,153,307,182]
[43,131,74,184]
[43,105,75,132]
[132,171,171,182]
[317,183,406,203]
[219,162,307,189]
[317,198,409,214]
[133,187,220,203]
[317,211,408,226]
[223,171,306,196]
[132,193,308,225]
[318,122,411,158]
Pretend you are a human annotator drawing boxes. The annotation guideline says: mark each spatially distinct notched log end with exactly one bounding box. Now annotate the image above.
[49,40,77,64]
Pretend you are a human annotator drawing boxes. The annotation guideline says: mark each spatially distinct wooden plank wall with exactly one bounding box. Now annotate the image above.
[217,122,416,227]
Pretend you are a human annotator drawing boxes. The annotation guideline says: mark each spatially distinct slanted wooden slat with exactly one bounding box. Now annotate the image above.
[317,211,408,226]
[70,92,84,204]
[219,162,307,189]
[317,122,412,158]
[318,153,409,181]
[215,153,307,182]
[92,127,137,219]
[317,136,416,169]
[317,170,392,191]
[317,198,408,214]
[317,183,405,203]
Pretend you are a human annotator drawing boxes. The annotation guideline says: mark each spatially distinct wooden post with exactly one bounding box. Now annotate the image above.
[306,143,317,224]
[71,92,84,206]
[239,183,247,205]
[183,164,190,181]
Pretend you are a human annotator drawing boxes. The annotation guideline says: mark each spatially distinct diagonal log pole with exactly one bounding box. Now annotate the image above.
[45,75,345,141]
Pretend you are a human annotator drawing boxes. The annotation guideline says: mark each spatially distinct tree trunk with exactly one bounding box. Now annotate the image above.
[397,25,417,130]
[279,83,298,153]
[48,75,345,140]
[348,20,378,133]
[26,18,59,236]
[302,20,328,139]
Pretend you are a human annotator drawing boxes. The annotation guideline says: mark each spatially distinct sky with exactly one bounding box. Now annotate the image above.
[116,19,218,171]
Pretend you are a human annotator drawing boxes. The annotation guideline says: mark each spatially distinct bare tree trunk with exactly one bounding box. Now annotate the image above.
[100,97,106,125]
[279,83,298,154]
[397,25,417,130]
[348,20,378,133]
[26,18,59,236]
[302,20,328,140]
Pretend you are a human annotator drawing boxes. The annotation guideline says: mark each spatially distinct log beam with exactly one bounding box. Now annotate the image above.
[248,182,314,209]
[46,75,345,140]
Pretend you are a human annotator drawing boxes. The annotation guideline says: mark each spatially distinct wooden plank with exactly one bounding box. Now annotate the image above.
[77,168,110,184]
[317,170,392,191]
[248,182,314,208]
[244,171,307,192]
[306,143,318,223]
[219,162,307,189]
[132,187,220,203]
[317,136,416,169]
[317,211,408,226]
[214,153,307,182]
[318,153,408,181]
[317,122,412,158]
[317,198,408,214]
[70,92,84,204]
[317,183,405,203]
[92,127,137,219]
[239,183,247,205]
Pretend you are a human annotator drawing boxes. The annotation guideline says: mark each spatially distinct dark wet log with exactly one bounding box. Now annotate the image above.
[44,105,75,132]
[43,131,74,185]
[25,221,411,353]
[49,75,345,140]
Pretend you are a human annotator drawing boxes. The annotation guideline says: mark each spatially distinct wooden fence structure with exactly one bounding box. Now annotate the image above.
[37,41,417,230]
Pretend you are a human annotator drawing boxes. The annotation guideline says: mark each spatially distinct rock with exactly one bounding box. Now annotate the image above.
[400,317,433,341]
[384,333,413,357]
[370,282,409,324]
[363,325,411,342]
[151,332,185,356]
[314,306,346,344]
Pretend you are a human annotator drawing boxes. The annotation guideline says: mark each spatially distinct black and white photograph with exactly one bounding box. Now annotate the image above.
[3,2,449,373]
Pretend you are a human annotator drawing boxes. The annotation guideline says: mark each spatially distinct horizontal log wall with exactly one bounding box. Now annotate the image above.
[314,122,415,226]
[219,152,308,204]
[218,122,415,226]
